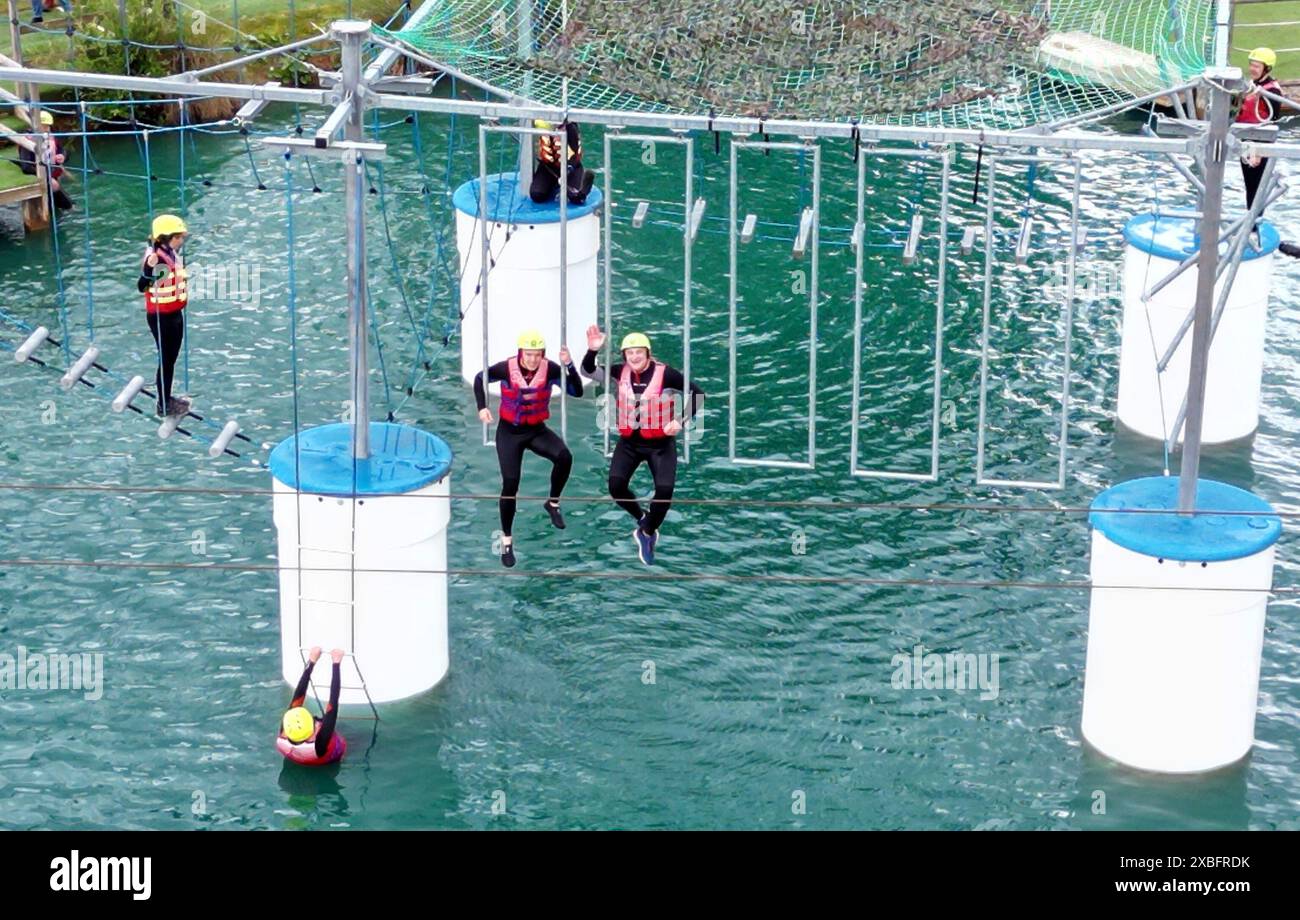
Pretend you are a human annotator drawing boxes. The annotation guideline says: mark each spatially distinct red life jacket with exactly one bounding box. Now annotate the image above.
[617,361,675,439]
[1238,78,1282,125]
[48,136,63,181]
[276,728,346,766]
[143,246,188,315]
[498,355,552,425]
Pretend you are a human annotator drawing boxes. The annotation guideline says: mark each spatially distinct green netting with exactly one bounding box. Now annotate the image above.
[376,0,1215,129]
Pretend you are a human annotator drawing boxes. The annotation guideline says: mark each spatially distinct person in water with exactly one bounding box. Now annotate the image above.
[529,119,595,206]
[278,646,346,766]
[582,325,704,566]
[136,214,191,416]
[475,329,583,567]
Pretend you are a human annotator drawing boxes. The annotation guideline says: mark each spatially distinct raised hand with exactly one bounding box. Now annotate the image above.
[586,324,605,351]
[559,345,572,366]
[308,646,322,663]
[330,648,345,664]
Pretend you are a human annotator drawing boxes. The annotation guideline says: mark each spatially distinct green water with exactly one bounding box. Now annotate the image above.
[1,99,1298,830]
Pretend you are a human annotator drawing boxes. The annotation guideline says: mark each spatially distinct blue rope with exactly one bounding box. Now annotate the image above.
[78,102,95,343]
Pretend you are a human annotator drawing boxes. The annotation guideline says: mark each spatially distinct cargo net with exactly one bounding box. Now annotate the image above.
[376,0,1214,129]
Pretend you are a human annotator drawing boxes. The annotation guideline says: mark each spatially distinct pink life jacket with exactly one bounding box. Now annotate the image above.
[276,728,346,766]
[617,361,674,438]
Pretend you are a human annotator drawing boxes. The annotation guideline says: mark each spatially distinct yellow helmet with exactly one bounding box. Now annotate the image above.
[620,332,651,352]
[533,119,554,131]
[151,214,188,239]
[517,329,546,351]
[38,111,54,127]
[1249,47,1278,69]
[282,707,315,743]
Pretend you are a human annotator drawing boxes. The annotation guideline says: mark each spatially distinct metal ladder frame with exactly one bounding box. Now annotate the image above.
[728,137,821,470]
[850,146,950,482]
[601,128,697,463]
[974,152,1080,490]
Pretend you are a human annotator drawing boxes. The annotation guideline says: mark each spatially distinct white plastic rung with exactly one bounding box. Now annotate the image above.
[208,420,241,458]
[111,375,146,413]
[158,413,183,440]
[961,226,978,255]
[59,346,100,390]
[903,213,923,265]
[792,207,814,259]
[14,326,49,363]
[631,200,650,228]
[1015,216,1033,264]
[688,197,706,242]
[741,213,758,244]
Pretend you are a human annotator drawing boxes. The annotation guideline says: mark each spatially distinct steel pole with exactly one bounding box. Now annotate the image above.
[337,20,371,460]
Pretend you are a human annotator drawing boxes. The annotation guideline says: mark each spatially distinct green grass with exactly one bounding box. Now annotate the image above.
[3,0,407,70]
[1231,0,1300,80]
[0,157,36,193]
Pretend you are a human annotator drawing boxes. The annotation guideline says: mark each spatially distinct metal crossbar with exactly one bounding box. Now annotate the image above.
[601,130,695,462]
[850,147,950,482]
[729,138,820,470]
[975,154,1081,491]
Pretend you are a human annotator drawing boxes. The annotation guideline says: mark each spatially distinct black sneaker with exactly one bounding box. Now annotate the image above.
[32,16,43,24]
[544,500,566,529]
[165,396,191,416]
[501,542,516,568]
[568,171,595,205]
[1280,241,1300,259]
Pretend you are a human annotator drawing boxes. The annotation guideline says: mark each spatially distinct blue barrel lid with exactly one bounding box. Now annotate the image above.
[1090,476,1280,562]
[452,171,603,224]
[269,422,452,496]
[1123,212,1279,262]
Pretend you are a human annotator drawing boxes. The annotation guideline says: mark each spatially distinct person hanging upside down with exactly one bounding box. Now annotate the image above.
[582,325,704,566]
[529,119,595,206]
[278,647,347,766]
[475,330,583,568]
[137,214,191,416]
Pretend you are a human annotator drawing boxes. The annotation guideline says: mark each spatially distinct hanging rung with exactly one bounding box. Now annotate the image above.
[793,207,814,259]
[1015,216,1033,264]
[631,200,649,228]
[59,346,100,390]
[208,420,241,458]
[111,375,146,413]
[741,213,758,244]
[14,326,49,363]
[903,214,923,265]
[961,226,978,255]
[158,413,184,439]
[688,197,706,241]
[298,596,355,606]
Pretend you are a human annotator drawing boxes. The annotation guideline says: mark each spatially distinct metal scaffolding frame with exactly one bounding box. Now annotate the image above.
[1,9,1293,507]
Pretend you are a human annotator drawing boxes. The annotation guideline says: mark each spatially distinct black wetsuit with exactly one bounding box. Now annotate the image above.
[530,121,594,205]
[137,243,186,413]
[288,659,340,759]
[18,135,73,210]
[582,349,704,535]
[475,358,582,536]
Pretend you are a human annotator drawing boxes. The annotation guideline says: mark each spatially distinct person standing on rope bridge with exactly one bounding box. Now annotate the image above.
[278,646,347,766]
[17,111,73,211]
[529,119,595,206]
[475,330,583,568]
[137,214,191,417]
[582,325,704,566]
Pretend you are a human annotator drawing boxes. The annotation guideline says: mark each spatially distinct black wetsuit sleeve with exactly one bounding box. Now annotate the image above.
[137,250,159,294]
[314,662,342,757]
[549,359,583,397]
[661,366,705,419]
[474,360,512,411]
[582,349,624,386]
[289,660,314,709]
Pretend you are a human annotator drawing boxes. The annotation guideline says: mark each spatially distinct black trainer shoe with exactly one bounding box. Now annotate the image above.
[544,500,566,529]
[501,543,516,568]
[32,15,44,23]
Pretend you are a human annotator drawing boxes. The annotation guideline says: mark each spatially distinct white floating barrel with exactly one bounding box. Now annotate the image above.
[269,422,452,705]
[1118,214,1277,443]
[1082,476,1281,773]
[453,172,602,386]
